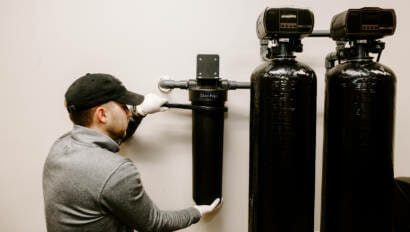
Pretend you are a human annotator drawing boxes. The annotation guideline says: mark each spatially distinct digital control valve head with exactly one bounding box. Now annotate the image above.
[330,7,396,41]
[256,7,314,40]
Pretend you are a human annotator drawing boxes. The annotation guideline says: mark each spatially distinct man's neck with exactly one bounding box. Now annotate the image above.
[88,125,115,141]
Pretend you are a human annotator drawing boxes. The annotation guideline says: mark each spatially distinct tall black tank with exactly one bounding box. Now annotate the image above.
[249,8,317,232]
[321,7,397,232]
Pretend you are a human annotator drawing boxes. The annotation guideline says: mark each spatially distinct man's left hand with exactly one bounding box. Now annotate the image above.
[136,93,168,116]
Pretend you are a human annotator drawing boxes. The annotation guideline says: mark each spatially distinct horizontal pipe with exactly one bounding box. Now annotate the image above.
[308,30,331,37]
[220,80,251,89]
[164,103,227,112]
[158,79,197,90]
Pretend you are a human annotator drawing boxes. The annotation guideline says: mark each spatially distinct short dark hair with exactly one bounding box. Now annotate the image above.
[68,107,96,127]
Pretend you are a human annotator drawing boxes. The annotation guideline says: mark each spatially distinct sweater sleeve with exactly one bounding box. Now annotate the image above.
[99,161,201,232]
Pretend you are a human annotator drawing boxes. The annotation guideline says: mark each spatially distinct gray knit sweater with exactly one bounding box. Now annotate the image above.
[43,125,200,232]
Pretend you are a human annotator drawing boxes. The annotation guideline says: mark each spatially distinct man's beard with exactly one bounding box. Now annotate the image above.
[107,123,128,144]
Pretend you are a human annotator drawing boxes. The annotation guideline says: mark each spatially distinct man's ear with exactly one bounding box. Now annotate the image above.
[95,106,108,124]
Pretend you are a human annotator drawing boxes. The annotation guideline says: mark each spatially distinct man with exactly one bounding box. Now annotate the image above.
[43,73,220,232]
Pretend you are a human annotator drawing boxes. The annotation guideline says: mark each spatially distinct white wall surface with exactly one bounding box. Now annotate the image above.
[0,0,409,231]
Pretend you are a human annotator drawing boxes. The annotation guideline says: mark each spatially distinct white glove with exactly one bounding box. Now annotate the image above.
[136,93,168,116]
[193,198,221,216]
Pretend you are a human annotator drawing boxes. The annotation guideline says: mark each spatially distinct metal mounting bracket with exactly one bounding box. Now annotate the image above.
[196,54,219,79]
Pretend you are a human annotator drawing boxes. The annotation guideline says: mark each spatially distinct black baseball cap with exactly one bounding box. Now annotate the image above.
[65,73,144,113]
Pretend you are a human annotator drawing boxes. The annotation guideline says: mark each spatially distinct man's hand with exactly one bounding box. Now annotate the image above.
[136,93,168,116]
[194,198,221,216]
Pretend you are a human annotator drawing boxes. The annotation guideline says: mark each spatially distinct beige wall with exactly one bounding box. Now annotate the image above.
[0,0,409,231]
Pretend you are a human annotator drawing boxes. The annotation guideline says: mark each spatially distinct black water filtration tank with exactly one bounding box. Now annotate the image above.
[249,57,317,231]
[321,57,396,232]
[190,81,227,205]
